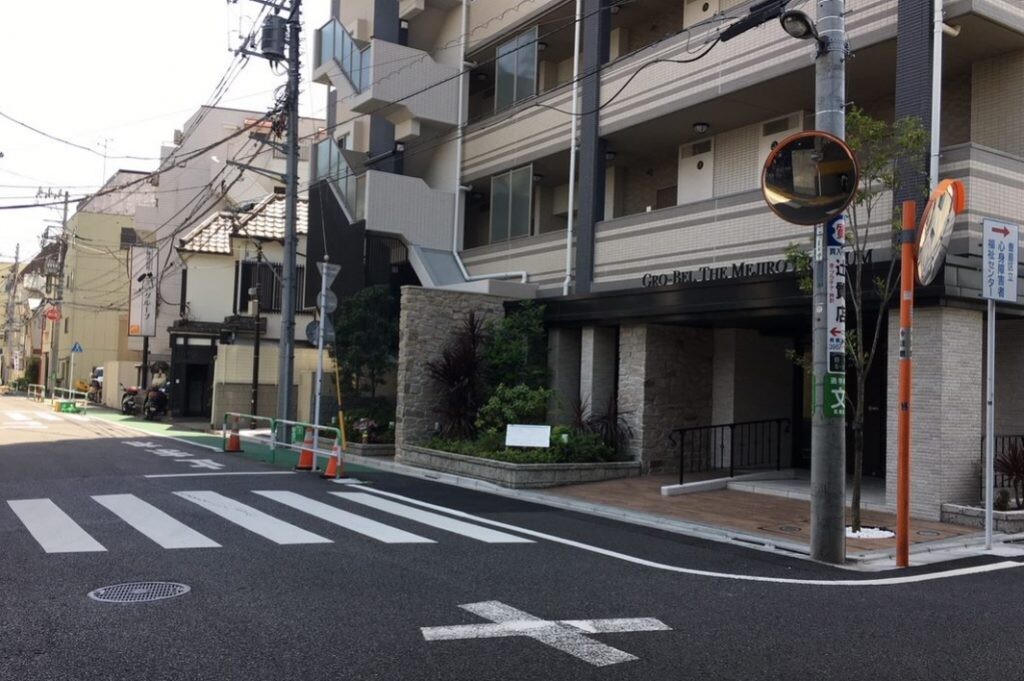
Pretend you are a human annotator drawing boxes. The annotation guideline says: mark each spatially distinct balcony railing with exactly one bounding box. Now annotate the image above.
[316,19,371,93]
[313,138,365,222]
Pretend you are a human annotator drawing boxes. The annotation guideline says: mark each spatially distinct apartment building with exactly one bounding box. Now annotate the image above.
[132,106,323,418]
[311,0,1024,520]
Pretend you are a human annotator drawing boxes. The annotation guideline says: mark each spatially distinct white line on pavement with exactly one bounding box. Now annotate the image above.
[254,491,435,544]
[38,413,61,422]
[144,471,296,478]
[92,494,221,549]
[6,411,30,421]
[7,499,107,554]
[357,488,1024,587]
[330,491,533,544]
[174,491,332,545]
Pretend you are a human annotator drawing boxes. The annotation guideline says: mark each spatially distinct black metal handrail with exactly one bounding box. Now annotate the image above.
[669,418,790,485]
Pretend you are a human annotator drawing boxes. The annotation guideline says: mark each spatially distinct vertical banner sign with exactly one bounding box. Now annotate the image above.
[128,246,158,337]
[824,215,847,418]
[983,219,1020,303]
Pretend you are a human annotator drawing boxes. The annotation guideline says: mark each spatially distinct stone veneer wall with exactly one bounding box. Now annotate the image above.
[395,286,510,448]
[885,307,984,520]
[618,324,713,471]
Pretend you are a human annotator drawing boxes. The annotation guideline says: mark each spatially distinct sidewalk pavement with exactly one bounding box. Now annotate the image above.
[79,404,1021,570]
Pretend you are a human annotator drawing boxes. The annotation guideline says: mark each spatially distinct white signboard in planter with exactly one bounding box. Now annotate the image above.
[505,425,551,449]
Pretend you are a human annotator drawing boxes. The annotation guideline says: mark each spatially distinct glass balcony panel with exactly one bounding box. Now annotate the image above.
[317,18,370,93]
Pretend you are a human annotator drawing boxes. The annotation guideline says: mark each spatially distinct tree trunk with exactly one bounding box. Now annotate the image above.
[851,375,867,532]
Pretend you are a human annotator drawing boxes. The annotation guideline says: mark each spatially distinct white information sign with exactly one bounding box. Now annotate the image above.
[128,246,158,337]
[505,424,551,449]
[982,219,1019,303]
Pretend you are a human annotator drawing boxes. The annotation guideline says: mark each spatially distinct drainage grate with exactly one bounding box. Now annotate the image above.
[88,581,190,604]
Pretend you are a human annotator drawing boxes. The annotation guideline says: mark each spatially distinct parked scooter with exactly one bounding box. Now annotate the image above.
[120,384,140,415]
[143,384,169,421]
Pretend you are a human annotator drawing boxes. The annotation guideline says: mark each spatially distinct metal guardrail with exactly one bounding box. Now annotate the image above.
[220,413,347,469]
[51,387,90,413]
[28,384,47,402]
[670,418,790,485]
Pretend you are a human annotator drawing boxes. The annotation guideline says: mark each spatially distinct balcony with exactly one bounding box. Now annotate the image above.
[313,19,372,95]
[349,39,461,136]
[314,139,454,250]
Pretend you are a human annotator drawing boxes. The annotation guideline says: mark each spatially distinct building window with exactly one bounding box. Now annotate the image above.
[234,261,306,313]
[495,27,538,112]
[490,166,533,244]
[119,227,138,250]
[64,318,69,333]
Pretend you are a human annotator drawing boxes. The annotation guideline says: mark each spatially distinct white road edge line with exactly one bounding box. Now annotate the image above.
[356,487,1024,587]
[144,471,296,478]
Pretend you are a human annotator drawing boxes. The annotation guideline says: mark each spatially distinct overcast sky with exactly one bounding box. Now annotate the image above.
[0,0,330,263]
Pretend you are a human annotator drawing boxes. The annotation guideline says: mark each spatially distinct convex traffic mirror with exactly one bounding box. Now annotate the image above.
[916,178,967,286]
[761,131,859,226]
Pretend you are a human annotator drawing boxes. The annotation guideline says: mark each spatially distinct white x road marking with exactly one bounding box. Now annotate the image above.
[421,601,670,667]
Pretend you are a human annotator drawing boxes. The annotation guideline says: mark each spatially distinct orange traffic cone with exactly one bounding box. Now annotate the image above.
[224,416,243,452]
[295,427,315,471]
[321,436,344,479]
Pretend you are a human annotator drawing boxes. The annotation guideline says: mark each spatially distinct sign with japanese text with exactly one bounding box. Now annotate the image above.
[128,246,158,337]
[826,215,847,375]
[982,219,1019,303]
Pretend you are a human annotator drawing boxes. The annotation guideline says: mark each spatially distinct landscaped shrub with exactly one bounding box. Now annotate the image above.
[995,439,1024,509]
[570,397,634,455]
[344,398,396,444]
[475,384,552,434]
[481,302,547,390]
[425,312,487,439]
[425,425,620,465]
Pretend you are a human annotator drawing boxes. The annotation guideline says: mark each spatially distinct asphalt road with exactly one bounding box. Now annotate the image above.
[0,396,1021,680]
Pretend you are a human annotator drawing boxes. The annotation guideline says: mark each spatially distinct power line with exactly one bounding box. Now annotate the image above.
[0,110,162,161]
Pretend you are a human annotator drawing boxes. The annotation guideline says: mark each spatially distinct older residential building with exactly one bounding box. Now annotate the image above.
[311,0,1024,521]
[177,194,322,424]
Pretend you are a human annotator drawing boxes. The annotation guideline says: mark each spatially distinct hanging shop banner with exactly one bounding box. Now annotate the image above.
[128,246,158,337]
[826,215,847,374]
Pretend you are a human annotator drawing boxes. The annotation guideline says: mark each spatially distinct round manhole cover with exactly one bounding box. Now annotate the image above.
[88,581,190,604]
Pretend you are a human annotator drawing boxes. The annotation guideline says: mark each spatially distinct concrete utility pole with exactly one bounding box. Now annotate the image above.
[276,0,301,424]
[48,192,69,394]
[810,0,848,563]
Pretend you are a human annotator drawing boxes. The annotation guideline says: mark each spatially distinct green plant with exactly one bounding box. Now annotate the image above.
[334,286,399,398]
[995,439,1024,509]
[569,397,634,455]
[475,384,552,433]
[425,312,487,439]
[481,302,547,390]
[995,488,1011,512]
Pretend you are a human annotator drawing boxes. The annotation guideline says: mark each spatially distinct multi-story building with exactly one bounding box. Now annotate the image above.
[55,170,156,392]
[132,106,323,418]
[311,0,1024,521]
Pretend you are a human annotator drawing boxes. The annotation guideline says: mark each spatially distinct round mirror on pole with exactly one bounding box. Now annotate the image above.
[761,131,859,226]
[916,178,967,286]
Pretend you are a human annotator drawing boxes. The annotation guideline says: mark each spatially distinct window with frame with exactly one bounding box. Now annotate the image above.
[490,165,533,244]
[495,27,538,112]
[233,261,307,313]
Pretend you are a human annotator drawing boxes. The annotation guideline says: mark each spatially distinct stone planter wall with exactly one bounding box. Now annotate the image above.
[941,503,1024,533]
[399,444,642,488]
[346,442,395,457]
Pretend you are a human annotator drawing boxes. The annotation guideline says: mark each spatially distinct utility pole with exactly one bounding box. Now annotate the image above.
[3,243,19,384]
[48,192,69,394]
[250,249,262,425]
[275,0,301,425]
[810,0,848,563]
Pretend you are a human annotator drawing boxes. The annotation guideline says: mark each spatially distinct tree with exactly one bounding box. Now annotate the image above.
[787,107,927,530]
[333,286,398,398]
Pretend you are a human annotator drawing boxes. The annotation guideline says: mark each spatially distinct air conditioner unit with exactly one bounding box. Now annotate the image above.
[173,129,184,145]
[757,112,806,170]
[677,138,715,204]
[684,0,719,29]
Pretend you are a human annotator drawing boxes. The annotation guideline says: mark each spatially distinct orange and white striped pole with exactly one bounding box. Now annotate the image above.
[896,200,916,568]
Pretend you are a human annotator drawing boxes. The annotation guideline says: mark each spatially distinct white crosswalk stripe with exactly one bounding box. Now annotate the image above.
[330,492,533,544]
[6,411,30,421]
[92,494,221,549]
[174,491,332,545]
[255,491,435,544]
[7,490,537,554]
[7,499,106,553]
[38,413,62,422]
